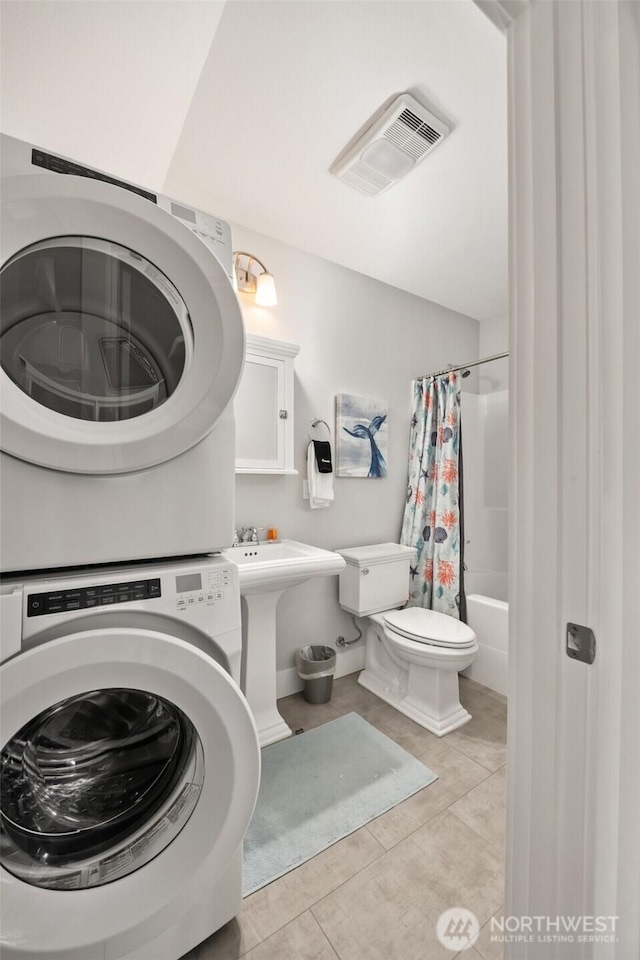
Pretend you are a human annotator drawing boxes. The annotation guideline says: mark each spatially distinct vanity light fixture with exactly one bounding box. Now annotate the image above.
[233,251,278,307]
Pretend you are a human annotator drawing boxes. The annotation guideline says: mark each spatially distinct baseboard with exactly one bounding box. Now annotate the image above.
[276,644,366,700]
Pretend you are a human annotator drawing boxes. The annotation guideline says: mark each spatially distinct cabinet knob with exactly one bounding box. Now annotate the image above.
[361,568,370,576]
[279,409,288,419]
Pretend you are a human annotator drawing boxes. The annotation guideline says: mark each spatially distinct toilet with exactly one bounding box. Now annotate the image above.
[337,543,478,736]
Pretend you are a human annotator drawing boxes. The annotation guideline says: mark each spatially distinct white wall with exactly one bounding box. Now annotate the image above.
[462,389,509,595]
[479,310,509,392]
[230,222,479,694]
[462,309,509,598]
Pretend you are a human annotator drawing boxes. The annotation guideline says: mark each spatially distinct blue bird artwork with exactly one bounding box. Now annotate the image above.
[336,394,388,478]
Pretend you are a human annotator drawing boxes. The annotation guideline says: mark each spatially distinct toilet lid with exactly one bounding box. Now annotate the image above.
[383,608,477,648]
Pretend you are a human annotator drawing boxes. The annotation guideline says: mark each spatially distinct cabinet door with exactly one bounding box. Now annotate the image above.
[235,353,286,471]
[234,335,299,474]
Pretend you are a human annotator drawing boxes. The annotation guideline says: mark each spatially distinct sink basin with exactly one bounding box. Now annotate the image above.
[223,539,345,594]
[222,540,345,747]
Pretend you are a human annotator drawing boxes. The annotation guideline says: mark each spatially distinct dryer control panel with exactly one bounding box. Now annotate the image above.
[0,135,234,281]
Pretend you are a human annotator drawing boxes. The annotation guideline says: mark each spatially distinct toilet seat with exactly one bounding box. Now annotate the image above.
[383,607,477,649]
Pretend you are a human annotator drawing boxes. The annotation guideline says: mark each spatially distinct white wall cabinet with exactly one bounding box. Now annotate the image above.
[234,335,299,474]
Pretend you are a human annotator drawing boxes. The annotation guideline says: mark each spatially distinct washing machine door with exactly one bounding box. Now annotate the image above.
[0,174,244,474]
[0,627,260,959]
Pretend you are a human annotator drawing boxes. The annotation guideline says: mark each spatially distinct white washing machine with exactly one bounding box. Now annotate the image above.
[0,555,260,960]
[0,134,245,572]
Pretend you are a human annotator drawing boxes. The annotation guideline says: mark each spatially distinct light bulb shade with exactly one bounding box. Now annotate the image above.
[255,271,277,307]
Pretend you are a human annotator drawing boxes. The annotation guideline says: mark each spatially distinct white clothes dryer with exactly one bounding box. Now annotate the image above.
[0,554,260,960]
[0,135,245,572]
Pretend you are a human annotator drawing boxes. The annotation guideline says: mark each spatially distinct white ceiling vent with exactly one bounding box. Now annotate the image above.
[330,93,450,198]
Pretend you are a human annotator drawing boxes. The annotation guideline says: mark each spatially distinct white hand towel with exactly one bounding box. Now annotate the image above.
[307,441,334,509]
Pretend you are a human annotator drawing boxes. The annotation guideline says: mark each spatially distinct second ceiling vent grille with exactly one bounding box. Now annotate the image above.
[330,94,450,197]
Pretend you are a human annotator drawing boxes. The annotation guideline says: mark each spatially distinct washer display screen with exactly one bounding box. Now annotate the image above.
[176,573,202,593]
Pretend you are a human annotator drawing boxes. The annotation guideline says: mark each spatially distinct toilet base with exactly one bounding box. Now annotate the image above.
[358,668,472,737]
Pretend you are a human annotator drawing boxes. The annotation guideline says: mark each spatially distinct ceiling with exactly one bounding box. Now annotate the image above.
[0,1,507,322]
[0,1,225,189]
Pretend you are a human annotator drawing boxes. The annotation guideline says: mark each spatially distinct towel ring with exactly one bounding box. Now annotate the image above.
[308,418,331,441]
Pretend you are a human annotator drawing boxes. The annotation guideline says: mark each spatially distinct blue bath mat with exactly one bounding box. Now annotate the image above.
[242,712,438,895]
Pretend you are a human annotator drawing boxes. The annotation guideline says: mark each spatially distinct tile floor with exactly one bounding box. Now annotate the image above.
[183,673,507,960]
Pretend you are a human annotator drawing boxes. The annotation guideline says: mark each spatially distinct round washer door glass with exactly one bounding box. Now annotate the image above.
[0,237,192,422]
[0,688,204,890]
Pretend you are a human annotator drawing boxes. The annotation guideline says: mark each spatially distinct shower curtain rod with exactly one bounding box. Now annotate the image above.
[418,350,509,380]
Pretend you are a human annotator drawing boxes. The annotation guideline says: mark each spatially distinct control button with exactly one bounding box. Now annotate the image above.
[99,595,117,605]
[131,591,146,601]
[86,599,98,608]
[28,595,51,616]
[66,600,81,610]
[187,598,196,605]
[99,585,116,596]
[118,594,129,603]
[215,591,224,600]
[207,594,214,601]
[46,603,63,614]
[148,580,161,596]
[177,599,186,607]
[65,591,82,600]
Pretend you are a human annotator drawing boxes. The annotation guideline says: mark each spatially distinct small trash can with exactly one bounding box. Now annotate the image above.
[296,645,337,704]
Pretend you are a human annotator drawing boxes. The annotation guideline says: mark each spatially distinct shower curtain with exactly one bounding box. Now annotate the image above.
[401,373,466,620]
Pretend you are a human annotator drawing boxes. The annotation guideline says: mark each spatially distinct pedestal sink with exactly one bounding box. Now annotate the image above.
[222,540,346,746]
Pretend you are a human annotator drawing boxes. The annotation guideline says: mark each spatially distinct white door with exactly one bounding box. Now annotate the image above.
[0,627,260,959]
[475,2,640,957]
[0,174,245,474]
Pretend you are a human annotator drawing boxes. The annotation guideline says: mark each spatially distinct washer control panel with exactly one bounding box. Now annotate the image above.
[175,565,232,611]
[28,578,161,617]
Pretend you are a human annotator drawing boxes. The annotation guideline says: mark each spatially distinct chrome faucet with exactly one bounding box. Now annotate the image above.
[238,525,264,543]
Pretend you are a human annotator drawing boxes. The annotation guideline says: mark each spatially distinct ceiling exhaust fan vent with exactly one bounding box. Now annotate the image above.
[341,161,392,195]
[330,93,450,198]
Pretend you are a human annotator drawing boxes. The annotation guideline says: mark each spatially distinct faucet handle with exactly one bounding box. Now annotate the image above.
[239,525,265,543]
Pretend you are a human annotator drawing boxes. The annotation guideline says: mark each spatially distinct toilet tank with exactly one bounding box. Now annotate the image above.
[336,543,416,616]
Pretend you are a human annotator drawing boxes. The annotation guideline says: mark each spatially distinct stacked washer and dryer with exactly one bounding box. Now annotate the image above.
[0,135,260,960]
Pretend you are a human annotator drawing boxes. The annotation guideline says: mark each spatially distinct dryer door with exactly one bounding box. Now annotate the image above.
[0,628,260,959]
[0,175,244,474]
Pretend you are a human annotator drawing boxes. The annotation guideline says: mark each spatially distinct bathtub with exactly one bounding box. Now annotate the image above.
[462,581,508,697]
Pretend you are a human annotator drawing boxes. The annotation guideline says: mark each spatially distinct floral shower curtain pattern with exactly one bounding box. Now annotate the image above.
[401,373,465,619]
